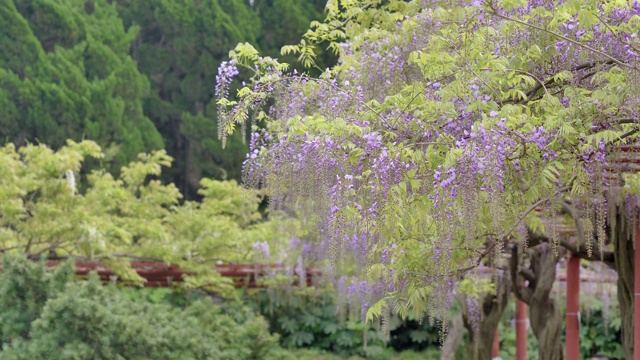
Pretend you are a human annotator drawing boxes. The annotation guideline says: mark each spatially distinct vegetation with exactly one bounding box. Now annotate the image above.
[0,0,331,197]
[0,0,164,173]
[218,0,640,358]
[0,140,294,295]
[0,0,635,358]
[246,288,443,357]
[0,256,447,360]
[116,0,257,195]
[2,258,619,360]
[0,255,284,360]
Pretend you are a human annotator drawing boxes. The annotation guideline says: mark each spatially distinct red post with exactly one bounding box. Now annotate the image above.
[516,298,527,360]
[566,256,580,360]
[492,328,500,358]
[635,221,640,360]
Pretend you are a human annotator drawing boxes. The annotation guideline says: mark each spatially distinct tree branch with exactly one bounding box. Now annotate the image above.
[560,201,585,251]
[486,5,635,71]
[510,244,533,303]
[520,268,536,284]
[560,237,614,264]
[619,127,640,142]
[505,61,615,106]
[456,191,568,276]
[529,228,615,265]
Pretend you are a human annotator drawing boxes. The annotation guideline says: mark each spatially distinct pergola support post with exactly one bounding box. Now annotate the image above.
[566,255,580,360]
[492,328,500,359]
[635,222,640,360]
[516,297,527,360]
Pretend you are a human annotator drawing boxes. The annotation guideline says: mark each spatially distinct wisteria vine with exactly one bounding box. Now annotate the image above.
[216,0,640,328]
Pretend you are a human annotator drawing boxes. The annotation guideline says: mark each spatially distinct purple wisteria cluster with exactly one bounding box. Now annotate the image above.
[217,0,640,324]
[215,59,239,101]
[215,59,239,146]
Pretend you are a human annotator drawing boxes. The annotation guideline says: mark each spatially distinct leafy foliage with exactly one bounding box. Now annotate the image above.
[246,288,443,359]
[0,256,74,342]
[250,288,387,356]
[578,298,624,359]
[0,140,291,294]
[0,255,284,360]
[217,0,640,336]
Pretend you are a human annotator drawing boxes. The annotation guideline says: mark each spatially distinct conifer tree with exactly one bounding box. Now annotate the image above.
[0,0,164,173]
[118,0,329,197]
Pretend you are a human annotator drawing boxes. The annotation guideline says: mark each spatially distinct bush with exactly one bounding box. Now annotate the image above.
[0,255,282,360]
[245,288,442,359]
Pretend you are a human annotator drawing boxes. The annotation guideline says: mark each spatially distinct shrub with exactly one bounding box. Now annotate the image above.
[0,255,282,360]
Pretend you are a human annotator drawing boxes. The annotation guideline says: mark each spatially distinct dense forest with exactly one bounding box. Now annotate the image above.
[0,0,329,198]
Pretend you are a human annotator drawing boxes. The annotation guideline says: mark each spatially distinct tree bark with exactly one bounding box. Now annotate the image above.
[611,205,634,359]
[461,272,511,360]
[511,244,563,360]
[441,313,464,360]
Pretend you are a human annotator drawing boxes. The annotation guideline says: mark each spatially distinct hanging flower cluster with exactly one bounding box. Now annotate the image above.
[217,0,640,324]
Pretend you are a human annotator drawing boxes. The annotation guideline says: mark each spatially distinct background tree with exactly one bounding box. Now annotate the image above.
[1,0,330,196]
[0,140,291,294]
[0,0,163,173]
[117,0,331,198]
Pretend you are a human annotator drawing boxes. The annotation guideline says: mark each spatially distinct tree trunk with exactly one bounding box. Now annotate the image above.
[529,293,563,360]
[512,244,563,360]
[612,205,634,359]
[441,313,464,360]
[461,272,510,360]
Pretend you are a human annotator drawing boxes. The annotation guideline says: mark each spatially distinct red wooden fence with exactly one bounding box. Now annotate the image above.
[45,261,321,288]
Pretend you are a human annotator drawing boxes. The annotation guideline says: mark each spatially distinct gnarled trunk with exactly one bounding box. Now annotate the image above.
[441,313,464,360]
[529,290,563,360]
[512,244,563,360]
[612,205,634,359]
[461,272,511,360]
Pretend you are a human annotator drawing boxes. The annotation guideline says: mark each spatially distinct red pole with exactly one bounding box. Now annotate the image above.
[492,328,500,358]
[635,221,640,360]
[516,297,527,360]
[566,256,580,360]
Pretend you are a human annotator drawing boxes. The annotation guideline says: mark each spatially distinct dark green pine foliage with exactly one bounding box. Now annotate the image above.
[0,0,164,173]
[118,0,329,198]
[252,0,328,60]
[116,0,257,197]
[0,256,75,342]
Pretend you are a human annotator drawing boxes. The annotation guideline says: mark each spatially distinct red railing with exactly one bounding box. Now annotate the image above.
[46,261,321,288]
